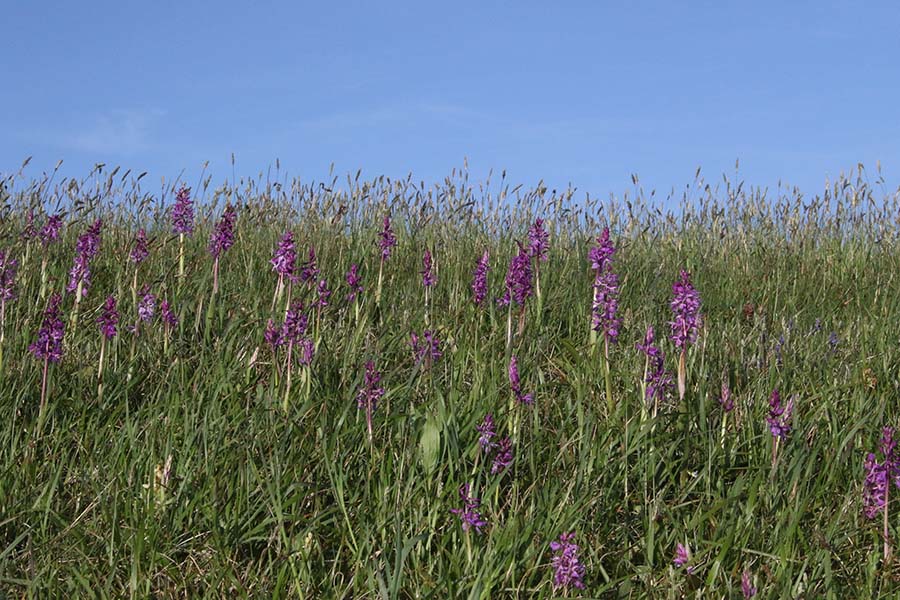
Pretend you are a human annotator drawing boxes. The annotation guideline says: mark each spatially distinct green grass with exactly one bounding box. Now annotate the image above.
[0,163,899,597]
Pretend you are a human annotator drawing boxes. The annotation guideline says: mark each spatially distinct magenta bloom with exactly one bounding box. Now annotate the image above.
[741,570,757,598]
[863,452,889,519]
[471,250,490,306]
[590,228,620,343]
[40,214,63,247]
[410,330,441,365]
[592,269,620,343]
[97,296,119,340]
[300,247,319,285]
[209,205,237,258]
[160,300,178,328]
[509,355,533,405]
[0,250,18,302]
[171,186,194,235]
[378,215,397,260]
[766,389,794,439]
[76,219,103,260]
[527,218,550,261]
[863,427,900,519]
[67,219,103,299]
[490,437,513,474]
[637,326,673,404]
[66,254,91,299]
[138,287,157,323]
[421,249,436,288]
[497,242,533,307]
[673,542,692,572]
[21,210,37,240]
[588,227,615,273]
[296,338,315,366]
[476,413,497,451]
[282,301,309,343]
[357,360,386,440]
[271,231,297,279]
[670,270,702,349]
[356,361,385,411]
[345,263,363,301]
[264,319,284,349]
[316,278,331,308]
[449,484,488,534]
[549,532,585,591]
[130,229,149,264]
[719,381,734,412]
[29,293,65,363]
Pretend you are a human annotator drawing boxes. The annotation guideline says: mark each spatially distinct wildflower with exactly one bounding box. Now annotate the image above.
[130,228,149,264]
[271,231,297,279]
[549,532,586,591]
[345,263,363,301]
[40,214,63,247]
[300,247,319,284]
[491,437,513,474]
[66,253,91,299]
[741,570,757,598]
[422,249,436,287]
[669,269,702,349]
[97,296,119,339]
[357,360,385,440]
[449,484,488,533]
[497,242,533,307]
[21,210,37,240]
[863,427,900,519]
[636,325,660,357]
[209,205,237,258]
[673,542,692,572]
[774,334,785,366]
[588,227,615,273]
[476,413,497,450]
[828,331,840,352]
[29,293,65,363]
[31,293,65,418]
[0,250,18,302]
[410,330,441,365]
[171,186,194,235]
[719,381,734,412]
[160,300,178,328]
[638,327,673,406]
[591,268,620,343]
[138,287,157,323]
[264,319,284,349]
[589,227,620,344]
[378,215,397,260]
[67,219,103,300]
[316,278,331,308]
[509,355,533,405]
[296,338,315,366]
[527,218,550,261]
[766,389,793,439]
[471,250,489,306]
[282,301,308,343]
[76,219,103,260]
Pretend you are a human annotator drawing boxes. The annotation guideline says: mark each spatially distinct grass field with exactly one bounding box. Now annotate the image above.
[1,163,899,598]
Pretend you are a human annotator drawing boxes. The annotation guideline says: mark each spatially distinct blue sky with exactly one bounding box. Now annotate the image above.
[3,1,900,199]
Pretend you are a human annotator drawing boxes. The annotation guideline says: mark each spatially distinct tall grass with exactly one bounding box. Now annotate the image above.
[0,160,898,597]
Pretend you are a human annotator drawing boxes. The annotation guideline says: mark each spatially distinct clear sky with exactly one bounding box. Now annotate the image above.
[3,1,900,200]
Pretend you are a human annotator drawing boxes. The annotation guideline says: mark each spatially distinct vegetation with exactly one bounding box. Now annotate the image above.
[0,160,898,597]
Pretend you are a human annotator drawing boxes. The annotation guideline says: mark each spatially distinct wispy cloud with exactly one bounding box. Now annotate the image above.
[51,108,165,155]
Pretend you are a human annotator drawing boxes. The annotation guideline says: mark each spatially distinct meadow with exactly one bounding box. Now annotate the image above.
[1,161,899,598]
